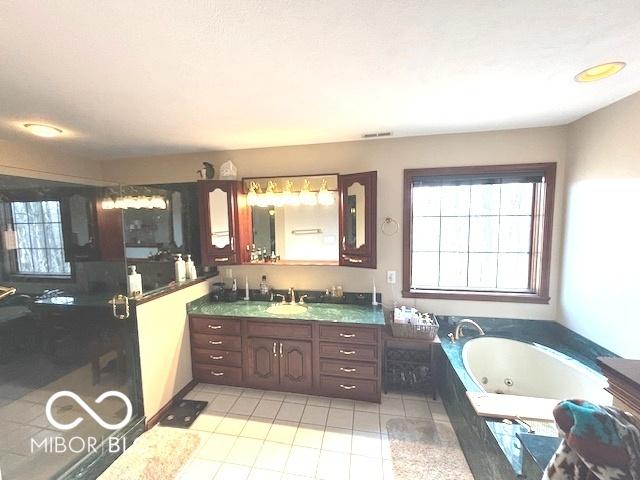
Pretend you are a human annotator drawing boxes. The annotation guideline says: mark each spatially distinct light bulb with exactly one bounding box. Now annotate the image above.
[317,178,335,206]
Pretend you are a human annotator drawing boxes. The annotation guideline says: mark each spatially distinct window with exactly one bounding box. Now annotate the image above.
[403,163,555,303]
[9,200,71,277]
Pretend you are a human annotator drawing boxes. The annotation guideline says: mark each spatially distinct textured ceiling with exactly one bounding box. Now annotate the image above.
[1,0,639,160]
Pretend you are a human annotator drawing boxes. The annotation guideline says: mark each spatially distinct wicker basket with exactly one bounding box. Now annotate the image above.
[391,316,439,341]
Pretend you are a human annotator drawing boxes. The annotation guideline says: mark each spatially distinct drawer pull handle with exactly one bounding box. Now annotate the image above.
[210,371,224,376]
[208,325,222,329]
[344,256,363,264]
[340,350,356,355]
[339,384,356,390]
[339,333,355,338]
[215,257,229,262]
[273,341,277,357]
[210,355,224,360]
[340,367,357,373]
[209,340,223,345]
[279,342,283,358]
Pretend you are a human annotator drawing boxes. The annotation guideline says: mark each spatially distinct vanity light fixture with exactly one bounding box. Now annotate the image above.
[575,62,626,82]
[282,180,300,206]
[102,195,167,210]
[299,179,318,206]
[23,123,63,138]
[246,181,260,206]
[317,178,335,206]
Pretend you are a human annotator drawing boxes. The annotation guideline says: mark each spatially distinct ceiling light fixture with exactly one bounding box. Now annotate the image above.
[575,62,626,82]
[23,123,63,138]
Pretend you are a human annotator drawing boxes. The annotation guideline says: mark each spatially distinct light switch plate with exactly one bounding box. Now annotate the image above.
[387,270,397,284]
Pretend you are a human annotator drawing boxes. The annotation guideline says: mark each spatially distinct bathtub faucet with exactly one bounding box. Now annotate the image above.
[452,319,485,341]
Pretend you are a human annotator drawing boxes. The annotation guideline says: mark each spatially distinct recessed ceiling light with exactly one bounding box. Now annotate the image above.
[575,62,626,82]
[23,123,63,138]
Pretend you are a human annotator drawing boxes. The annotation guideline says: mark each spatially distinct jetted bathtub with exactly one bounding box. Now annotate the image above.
[462,336,612,405]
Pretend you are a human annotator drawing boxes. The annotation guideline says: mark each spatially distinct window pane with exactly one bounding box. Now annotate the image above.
[48,249,65,273]
[499,216,532,252]
[32,249,49,273]
[411,252,439,287]
[27,202,44,223]
[412,217,440,251]
[440,217,469,252]
[439,252,468,287]
[468,253,498,288]
[43,201,61,222]
[469,216,499,252]
[29,224,46,248]
[497,253,530,289]
[440,185,470,216]
[470,184,500,215]
[500,183,533,215]
[412,185,440,216]
[11,202,28,223]
[45,223,63,248]
[15,223,31,248]
[17,248,34,272]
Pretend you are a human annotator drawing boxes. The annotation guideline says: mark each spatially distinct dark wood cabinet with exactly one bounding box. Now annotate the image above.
[197,180,251,266]
[245,337,280,389]
[279,340,312,392]
[338,171,377,268]
[245,337,312,392]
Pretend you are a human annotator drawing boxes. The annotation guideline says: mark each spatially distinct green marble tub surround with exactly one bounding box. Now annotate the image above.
[188,298,385,325]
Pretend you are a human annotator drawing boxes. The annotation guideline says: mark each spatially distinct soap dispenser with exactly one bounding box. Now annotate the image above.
[185,254,196,280]
[174,254,186,282]
[127,265,143,298]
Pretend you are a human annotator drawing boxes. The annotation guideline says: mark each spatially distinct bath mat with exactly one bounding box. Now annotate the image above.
[386,418,474,480]
[98,427,201,480]
[159,399,207,429]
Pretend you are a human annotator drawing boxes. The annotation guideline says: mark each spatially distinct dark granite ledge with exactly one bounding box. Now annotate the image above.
[518,433,561,478]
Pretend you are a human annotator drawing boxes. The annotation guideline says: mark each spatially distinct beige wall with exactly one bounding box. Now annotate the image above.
[0,138,104,184]
[560,92,640,358]
[103,126,567,320]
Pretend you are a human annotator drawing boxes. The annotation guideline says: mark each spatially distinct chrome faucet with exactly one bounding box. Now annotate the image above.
[452,319,485,341]
[298,294,308,305]
[288,287,296,304]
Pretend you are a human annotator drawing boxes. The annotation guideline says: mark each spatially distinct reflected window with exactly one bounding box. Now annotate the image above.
[8,200,71,277]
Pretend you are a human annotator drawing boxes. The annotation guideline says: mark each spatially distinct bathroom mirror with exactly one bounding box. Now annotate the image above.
[62,189,99,261]
[345,181,366,249]
[339,171,377,268]
[209,188,231,249]
[244,175,339,264]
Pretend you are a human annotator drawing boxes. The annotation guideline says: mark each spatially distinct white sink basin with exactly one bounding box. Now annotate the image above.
[266,304,308,315]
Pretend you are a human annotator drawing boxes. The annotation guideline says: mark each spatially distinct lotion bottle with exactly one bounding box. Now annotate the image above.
[185,254,196,280]
[127,265,143,298]
[174,254,186,282]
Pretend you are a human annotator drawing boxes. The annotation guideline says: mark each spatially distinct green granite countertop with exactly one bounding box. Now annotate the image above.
[188,299,386,325]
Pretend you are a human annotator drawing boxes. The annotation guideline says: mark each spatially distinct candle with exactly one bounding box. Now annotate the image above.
[372,279,378,306]
[244,276,250,301]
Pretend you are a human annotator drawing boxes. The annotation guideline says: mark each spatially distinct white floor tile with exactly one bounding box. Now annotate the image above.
[330,398,355,410]
[229,397,260,416]
[293,423,324,449]
[354,401,380,413]
[300,405,328,426]
[351,430,382,458]
[254,440,292,471]
[240,389,265,399]
[276,402,305,422]
[252,399,283,419]
[220,386,245,396]
[261,391,287,401]
[225,437,264,466]
[379,398,405,416]
[383,458,395,480]
[316,450,350,480]
[381,434,392,460]
[353,411,380,433]
[266,420,299,444]
[321,427,352,453]
[178,459,220,480]
[239,418,273,440]
[402,399,431,419]
[350,454,383,480]
[200,384,225,393]
[214,463,251,480]
[326,407,353,429]
[306,395,331,407]
[215,415,249,436]
[285,445,320,477]
[428,400,449,422]
[191,411,225,432]
[189,390,218,402]
[248,467,281,480]
[197,433,238,462]
[208,394,241,413]
[284,393,308,404]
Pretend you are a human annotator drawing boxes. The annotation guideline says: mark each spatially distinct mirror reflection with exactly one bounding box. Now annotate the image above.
[209,188,230,248]
[245,175,339,264]
[345,181,366,249]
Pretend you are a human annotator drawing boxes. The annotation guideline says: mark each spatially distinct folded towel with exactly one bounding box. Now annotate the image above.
[543,399,640,480]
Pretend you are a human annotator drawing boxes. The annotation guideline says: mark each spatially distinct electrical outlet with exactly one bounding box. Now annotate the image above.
[386,270,396,284]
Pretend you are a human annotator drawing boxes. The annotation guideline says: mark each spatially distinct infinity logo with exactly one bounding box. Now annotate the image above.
[45,391,133,431]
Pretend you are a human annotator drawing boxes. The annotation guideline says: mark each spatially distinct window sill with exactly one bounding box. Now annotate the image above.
[8,274,74,283]
[402,289,550,304]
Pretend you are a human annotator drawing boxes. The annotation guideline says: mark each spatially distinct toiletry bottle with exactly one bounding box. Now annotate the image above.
[174,254,186,282]
[336,285,343,298]
[260,275,269,295]
[127,265,143,298]
[232,278,238,292]
[185,254,195,280]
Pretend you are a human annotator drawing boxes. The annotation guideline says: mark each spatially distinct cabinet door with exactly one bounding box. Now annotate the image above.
[245,337,280,389]
[61,190,100,261]
[338,171,377,268]
[279,340,312,393]
[198,180,239,265]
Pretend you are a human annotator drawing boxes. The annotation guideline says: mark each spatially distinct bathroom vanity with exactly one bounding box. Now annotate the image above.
[187,300,385,402]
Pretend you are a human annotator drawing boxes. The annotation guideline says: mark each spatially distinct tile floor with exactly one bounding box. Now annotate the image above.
[146,383,456,480]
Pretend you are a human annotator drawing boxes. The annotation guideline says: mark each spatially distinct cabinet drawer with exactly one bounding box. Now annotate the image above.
[190,317,241,335]
[193,364,242,385]
[192,348,242,367]
[319,342,377,362]
[319,359,377,379]
[319,375,378,402]
[247,321,312,339]
[191,333,242,352]
[319,325,378,345]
